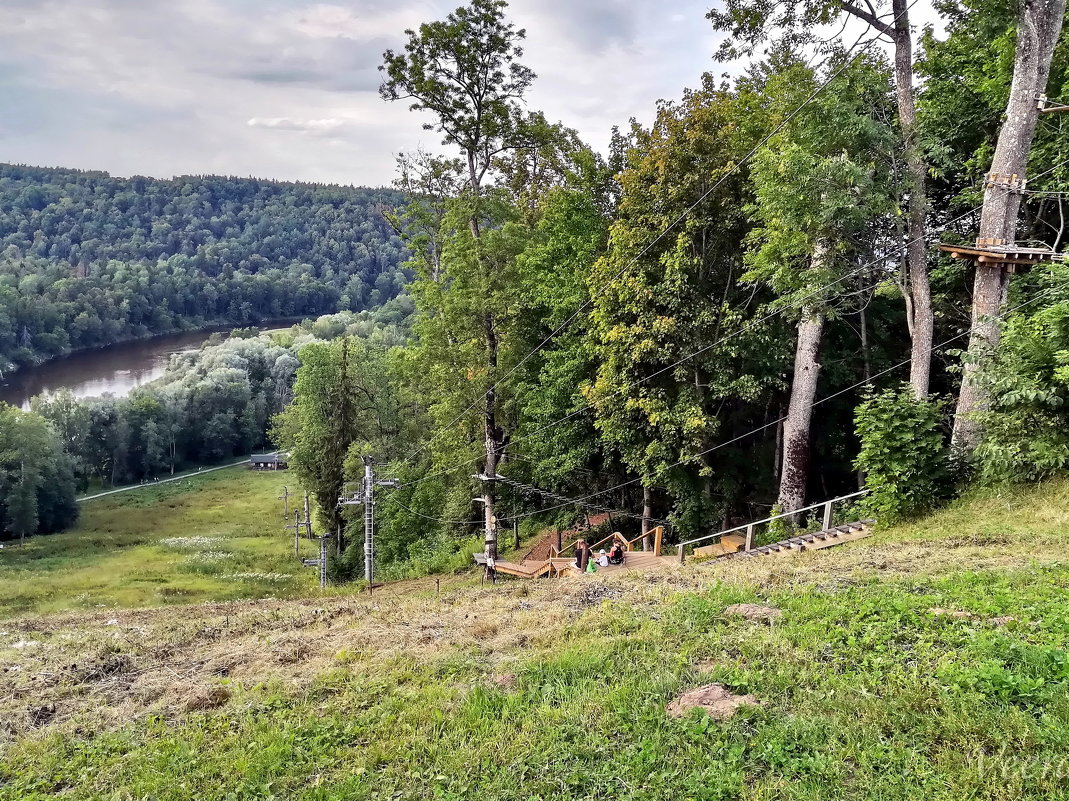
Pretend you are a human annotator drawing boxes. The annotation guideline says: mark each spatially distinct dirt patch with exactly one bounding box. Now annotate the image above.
[181,684,232,712]
[490,672,517,690]
[929,607,976,620]
[667,683,760,720]
[723,603,782,622]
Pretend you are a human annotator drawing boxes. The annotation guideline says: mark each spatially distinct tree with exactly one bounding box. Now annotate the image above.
[951,0,1067,452]
[744,57,896,516]
[709,0,936,397]
[271,338,398,553]
[380,0,540,559]
[0,403,78,542]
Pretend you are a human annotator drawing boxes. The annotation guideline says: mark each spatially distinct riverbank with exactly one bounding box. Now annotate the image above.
[0,318,306,409]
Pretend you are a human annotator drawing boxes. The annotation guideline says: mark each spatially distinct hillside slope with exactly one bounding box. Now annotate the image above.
[2,481,1069,799]
[0,164,410,370]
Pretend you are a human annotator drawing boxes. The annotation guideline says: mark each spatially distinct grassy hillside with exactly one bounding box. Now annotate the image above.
[2,481,1069,799]
[0,469,321,618]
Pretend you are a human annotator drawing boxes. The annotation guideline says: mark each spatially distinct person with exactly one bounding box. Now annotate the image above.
[573,539,590,572]
[608,542,625,565]
[597,549,609,567]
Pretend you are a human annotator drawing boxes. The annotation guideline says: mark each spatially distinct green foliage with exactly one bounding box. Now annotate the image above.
[0,165,409,371]
[0,403,78,540]
[971,289,1069,485]
[854,386,951,522]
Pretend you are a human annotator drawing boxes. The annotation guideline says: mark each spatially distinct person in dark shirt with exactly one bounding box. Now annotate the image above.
[608,542,625,565]
[574,539,590,572]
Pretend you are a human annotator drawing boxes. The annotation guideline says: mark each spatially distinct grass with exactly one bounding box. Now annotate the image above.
[2,479,1069,799]
[0,469,320,618]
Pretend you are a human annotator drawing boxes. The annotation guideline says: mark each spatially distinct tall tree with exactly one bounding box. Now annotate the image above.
[380,0,537,559]
[951,0,1067,452]
[744,57,896,515]
[709,0,935,397]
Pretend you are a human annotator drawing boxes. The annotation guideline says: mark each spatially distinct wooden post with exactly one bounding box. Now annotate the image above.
[822,500,834,531]
[745,523,755,551]
[513,519,519,550]
[294,510,300,557]
[653,525,664,556]
[677,543,685,564]
[278,485,290,519]
[303,493,312,539]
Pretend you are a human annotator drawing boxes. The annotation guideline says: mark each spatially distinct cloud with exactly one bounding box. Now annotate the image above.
[247,117,346,132]
[0,0,947,186]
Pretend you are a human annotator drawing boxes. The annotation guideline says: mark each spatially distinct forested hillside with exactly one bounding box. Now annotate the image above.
[0,165,410,371]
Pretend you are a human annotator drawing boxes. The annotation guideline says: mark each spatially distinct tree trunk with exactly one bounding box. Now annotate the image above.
[778,308,824,517]
[952,0,1067,452]
[641,483,652,551]
[778,244,830,517]
[890,0,934,398]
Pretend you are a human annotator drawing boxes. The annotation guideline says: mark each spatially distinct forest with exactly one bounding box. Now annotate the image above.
[273,0,1069,578]
[0,165,410,372]
[4,0,1069,578]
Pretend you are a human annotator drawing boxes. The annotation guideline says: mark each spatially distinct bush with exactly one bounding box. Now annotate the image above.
[972,302,1069,485]
[854,386,951,523]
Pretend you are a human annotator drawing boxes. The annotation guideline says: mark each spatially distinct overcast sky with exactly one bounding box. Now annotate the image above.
[0,0,943,187]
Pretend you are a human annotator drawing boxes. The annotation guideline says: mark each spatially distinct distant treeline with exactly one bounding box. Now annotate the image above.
[0,304,411,542]
[0,164,410,371]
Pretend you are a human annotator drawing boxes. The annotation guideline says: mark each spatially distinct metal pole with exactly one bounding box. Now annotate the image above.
[303,493,312,538]
[319,536,327,589]
[294,510,300,557]
[364,456,374,584]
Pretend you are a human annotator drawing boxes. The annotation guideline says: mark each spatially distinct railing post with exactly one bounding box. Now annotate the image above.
[677,543,685,564]
[654,525,664,555]
[822,500,834,531]
[745,523,754,551]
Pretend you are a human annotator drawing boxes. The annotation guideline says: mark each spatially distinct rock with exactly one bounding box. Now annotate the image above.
[723,603,782,622]
[667,683,760,721]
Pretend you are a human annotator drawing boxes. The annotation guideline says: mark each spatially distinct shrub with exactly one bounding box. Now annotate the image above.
[854,386,951,523]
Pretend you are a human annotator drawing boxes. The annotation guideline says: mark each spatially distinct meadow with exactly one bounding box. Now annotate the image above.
[0,469,318,618]
[2,481,1069,799]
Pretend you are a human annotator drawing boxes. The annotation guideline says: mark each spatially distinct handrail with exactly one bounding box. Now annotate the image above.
[676,490,869,564]
[677,490,868,548]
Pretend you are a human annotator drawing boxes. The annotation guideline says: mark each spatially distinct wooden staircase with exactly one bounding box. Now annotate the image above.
[720,520,875,559]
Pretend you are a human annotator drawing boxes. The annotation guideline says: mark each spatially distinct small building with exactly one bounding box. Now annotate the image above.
[250,452,289,470]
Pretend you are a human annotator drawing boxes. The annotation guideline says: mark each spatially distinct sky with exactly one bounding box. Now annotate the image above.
[0,0,943,188]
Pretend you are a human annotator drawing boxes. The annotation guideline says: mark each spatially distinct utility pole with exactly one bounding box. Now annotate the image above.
[285,509,302,558]
[338,457,399,585]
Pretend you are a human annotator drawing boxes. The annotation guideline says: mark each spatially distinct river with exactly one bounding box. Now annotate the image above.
[0,325,293,410]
